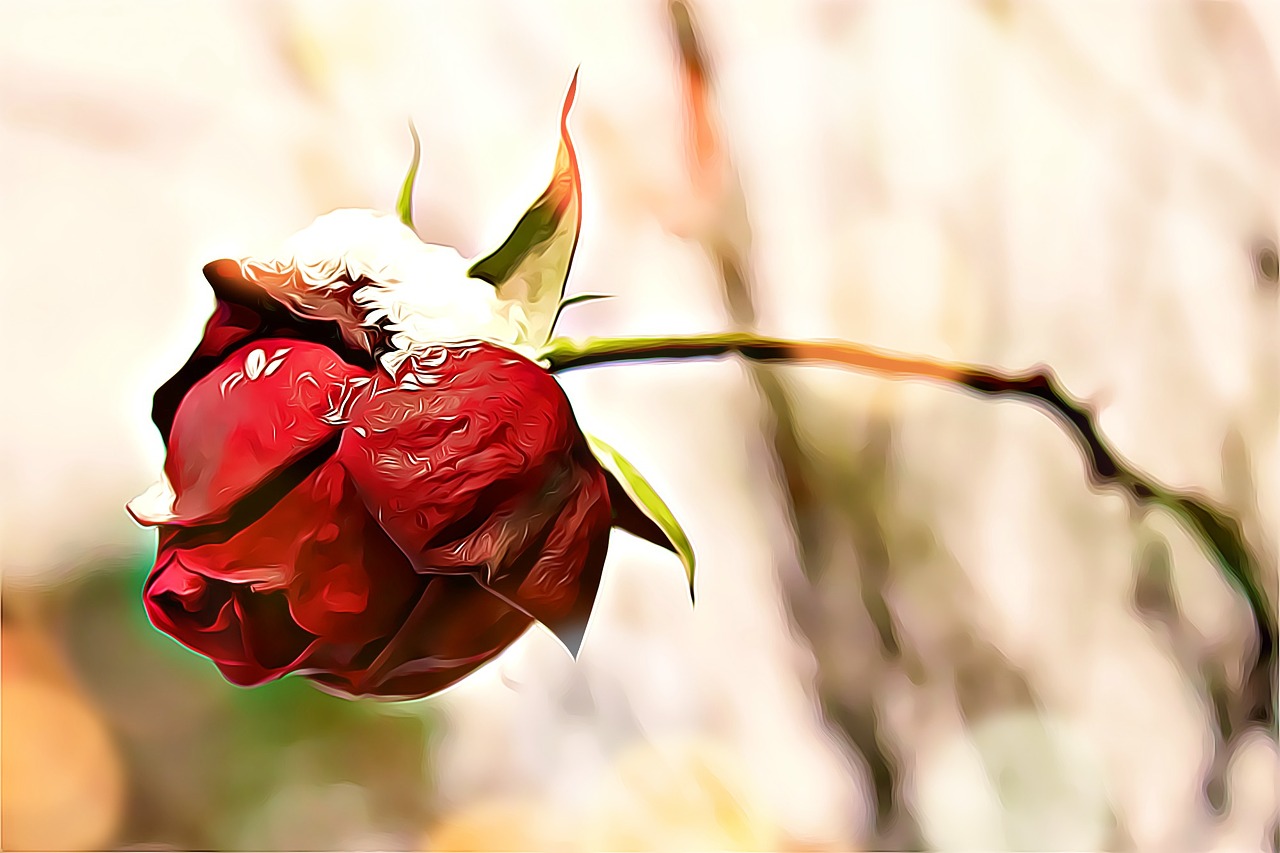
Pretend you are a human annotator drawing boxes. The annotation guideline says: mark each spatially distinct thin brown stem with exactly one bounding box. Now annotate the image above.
[543,332,1277,727]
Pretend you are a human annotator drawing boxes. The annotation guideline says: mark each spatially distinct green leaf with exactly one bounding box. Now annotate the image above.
[584,433,696,602]
[396,120,421,230]
[468,71,581,348]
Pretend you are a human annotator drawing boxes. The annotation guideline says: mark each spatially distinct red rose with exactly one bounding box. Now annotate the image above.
[129,81,692,698]
[140,319,605,698]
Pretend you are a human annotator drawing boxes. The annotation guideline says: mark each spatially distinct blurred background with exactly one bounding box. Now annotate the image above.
[2,1,1278,850]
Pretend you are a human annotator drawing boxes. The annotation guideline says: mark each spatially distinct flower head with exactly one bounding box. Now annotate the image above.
[129,76,690,698]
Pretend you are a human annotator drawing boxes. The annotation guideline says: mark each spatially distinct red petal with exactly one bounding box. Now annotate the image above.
[336,343,577,573]
[152,297,265,443]
[336,342,612,656]
[309,575,533,700]
[157,460,420,644]
[152,259,376,445]
[144,552,314,687]
[163,339,370,526]
[146,454,532,696]
[485,460,611,654]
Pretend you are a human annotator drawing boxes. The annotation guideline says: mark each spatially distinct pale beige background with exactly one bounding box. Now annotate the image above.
[2,1,1278,850]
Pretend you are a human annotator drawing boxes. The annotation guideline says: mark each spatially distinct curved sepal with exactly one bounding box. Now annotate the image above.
[585,434,696,602]
[396,120,422,231]
[468,71,582,349]
[553,292,613,330]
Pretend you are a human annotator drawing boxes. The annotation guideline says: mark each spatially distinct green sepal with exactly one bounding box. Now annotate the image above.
[559,292,613,310]
[468,71,582,348]
[396,120,421,231]
[553,292,613,328]
[584,433,696,602]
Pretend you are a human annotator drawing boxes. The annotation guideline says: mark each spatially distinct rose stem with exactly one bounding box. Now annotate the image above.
[541,332,1277,727]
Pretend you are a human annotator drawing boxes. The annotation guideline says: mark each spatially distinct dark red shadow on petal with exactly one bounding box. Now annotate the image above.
[160,432,342,547]
[483,457,612,653]
[233,593,323,673]
[312,574,533,700]
[144,552,317,687]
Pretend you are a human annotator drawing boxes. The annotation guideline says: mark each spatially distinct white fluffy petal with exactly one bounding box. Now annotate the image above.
[238,209,536,362]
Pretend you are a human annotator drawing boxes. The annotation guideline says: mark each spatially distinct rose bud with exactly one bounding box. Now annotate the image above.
[127,76,694,699]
